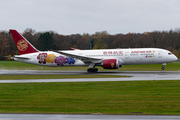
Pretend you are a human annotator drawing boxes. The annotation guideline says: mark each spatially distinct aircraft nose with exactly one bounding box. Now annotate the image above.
[174,55,178,61]
[168,54,178,62]
[172,54,178,61]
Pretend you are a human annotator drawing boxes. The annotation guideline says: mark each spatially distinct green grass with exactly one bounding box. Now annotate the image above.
[0,61,180,115]
[0,61,88,71]
[0,61,180,71]
[0,81,180,115]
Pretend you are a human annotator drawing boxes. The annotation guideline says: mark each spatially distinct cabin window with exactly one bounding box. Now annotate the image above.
[168,52,172,55]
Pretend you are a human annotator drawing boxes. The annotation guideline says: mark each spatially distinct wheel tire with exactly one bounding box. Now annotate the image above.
[95,68,98,72]
[161,67,165,70]
[87,68,98,73]
[87,68,92,73]
[92,69,96,73]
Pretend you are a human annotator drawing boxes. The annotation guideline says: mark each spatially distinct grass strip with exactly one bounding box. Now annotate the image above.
[0,81,180,115]
[1,61,180,71]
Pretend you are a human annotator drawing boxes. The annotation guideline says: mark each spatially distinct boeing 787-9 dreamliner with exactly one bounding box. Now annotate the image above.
[10,29,178,73]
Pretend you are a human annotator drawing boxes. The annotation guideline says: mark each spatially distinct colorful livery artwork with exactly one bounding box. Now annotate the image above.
[37,53,75,66]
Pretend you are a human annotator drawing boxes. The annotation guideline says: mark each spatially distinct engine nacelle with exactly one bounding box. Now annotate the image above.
[101,59,120,69]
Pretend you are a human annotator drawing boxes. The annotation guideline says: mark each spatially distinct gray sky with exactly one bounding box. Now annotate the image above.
[1,0,180,35]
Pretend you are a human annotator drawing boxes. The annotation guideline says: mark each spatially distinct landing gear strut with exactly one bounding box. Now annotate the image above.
[161,63,166,70]
[87,68,98,73]
[87,63,98,73]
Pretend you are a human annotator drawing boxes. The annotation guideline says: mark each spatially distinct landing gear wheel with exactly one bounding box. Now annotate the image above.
[161,67,165,70]
[92,69,95,73]
[87,68,98,73]
[95,68,98,72]
[87,68,92,73]
[161,63,166,70]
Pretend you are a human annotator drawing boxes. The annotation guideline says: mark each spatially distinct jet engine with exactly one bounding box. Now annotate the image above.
[101,59,120,69]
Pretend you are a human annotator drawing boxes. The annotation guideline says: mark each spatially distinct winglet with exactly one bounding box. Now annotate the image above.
[70,47,80,50]
[10,29,39,55]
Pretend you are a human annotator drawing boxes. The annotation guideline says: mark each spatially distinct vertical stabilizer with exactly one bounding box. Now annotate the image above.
[10,29,39,55]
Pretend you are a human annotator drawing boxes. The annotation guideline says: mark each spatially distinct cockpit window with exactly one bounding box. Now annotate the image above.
[168,52,172,55]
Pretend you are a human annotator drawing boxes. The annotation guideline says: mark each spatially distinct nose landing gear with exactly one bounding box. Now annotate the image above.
[161,66,165,70]
[161,63,166,70]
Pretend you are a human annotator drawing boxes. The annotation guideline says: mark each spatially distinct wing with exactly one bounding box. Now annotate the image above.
[57,51,102,64]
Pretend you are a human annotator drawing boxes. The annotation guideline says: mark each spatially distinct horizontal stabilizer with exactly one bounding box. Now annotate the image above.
[14,55,31,59]
[3,56,14,60]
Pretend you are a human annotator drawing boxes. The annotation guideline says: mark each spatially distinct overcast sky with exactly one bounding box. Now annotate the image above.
[1,0,180,35]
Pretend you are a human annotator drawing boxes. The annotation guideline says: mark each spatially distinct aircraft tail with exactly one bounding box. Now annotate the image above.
[10,29,39,55]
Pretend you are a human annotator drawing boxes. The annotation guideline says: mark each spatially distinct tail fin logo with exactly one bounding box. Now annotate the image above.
[17,39,28,51]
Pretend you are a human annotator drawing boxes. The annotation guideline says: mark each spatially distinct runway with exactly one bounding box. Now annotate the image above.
[0,114,180,120]
[0,70,180,119]
[0,70,180,83]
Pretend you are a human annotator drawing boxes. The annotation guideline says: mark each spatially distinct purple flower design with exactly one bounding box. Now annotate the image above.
[54,56,66,66]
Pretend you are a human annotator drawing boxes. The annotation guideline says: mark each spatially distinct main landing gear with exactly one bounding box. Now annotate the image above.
[87,63,98,73]
[87,68,98,73]
[161,63,166,70]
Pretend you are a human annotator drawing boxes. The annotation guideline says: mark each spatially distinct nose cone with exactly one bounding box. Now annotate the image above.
[172,54,178,62]
[167,54,178,63]
[174,55,178,61]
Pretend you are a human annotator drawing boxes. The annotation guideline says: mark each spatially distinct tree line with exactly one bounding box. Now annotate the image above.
[1,28,180,60]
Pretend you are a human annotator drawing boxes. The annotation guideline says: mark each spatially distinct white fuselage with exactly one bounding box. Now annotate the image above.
[61,48,177,65]
[14,51,86,67]
[14,48,178,67]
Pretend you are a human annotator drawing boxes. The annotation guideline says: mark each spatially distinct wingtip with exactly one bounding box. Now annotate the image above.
[70,47,80,50]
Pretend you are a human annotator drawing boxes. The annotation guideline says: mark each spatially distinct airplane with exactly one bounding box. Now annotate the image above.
[9,29,178,73]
